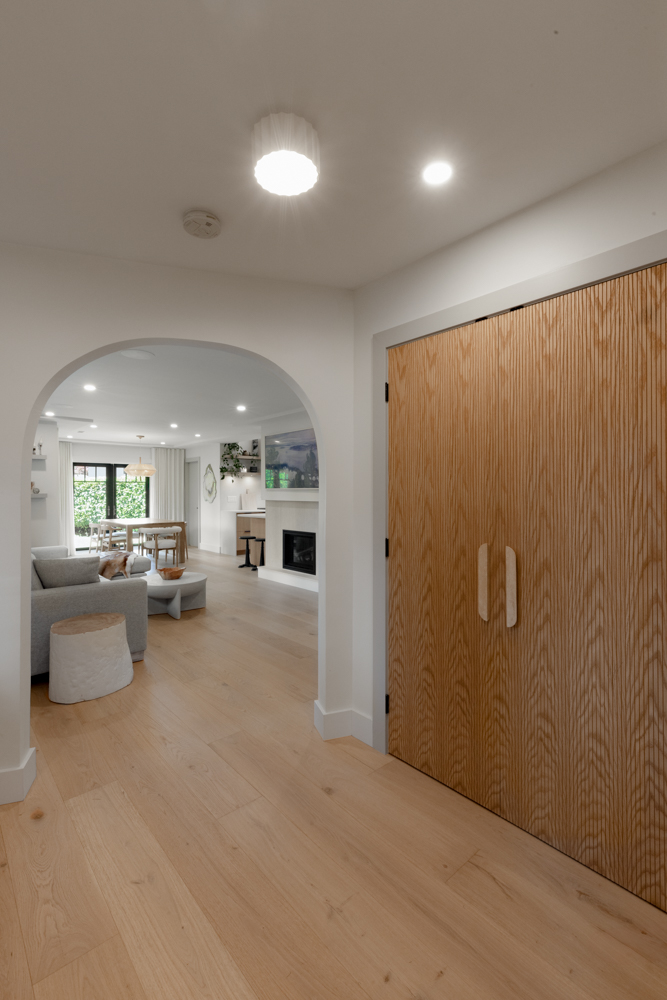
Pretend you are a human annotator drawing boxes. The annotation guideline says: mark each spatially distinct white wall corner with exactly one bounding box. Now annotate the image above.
[0,746,36,805]
[313,701,374,746]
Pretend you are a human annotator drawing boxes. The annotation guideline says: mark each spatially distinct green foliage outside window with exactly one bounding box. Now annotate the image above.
[73,482,106,537]
[115,480,148,519]
[73,479,147,536]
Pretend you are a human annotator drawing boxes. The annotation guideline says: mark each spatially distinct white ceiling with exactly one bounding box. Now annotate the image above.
[2,0,666,288]
[46,346,305,447]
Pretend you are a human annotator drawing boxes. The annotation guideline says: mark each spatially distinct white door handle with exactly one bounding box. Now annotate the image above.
[506,546,517,627]
[478,543,489,621]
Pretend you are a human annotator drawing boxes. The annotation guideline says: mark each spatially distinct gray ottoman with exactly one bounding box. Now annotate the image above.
[146,571,207,620]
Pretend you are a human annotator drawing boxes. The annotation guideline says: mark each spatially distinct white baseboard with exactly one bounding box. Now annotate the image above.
[0,747,36,805]
[313,701,374,746]
[199,543,221,554]
[257,567,319,592]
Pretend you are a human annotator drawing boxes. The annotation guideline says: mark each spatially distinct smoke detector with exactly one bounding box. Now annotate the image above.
[183,210,221,239]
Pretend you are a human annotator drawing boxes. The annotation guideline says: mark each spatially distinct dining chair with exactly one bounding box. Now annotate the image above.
[142,527,181,566]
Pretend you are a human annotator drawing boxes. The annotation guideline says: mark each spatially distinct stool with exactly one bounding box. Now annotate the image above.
[251,537,265,572]
[49,612,133,704]
[239,536,256,569]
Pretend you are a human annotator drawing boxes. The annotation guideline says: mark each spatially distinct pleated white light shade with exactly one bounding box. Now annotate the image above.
[252,113,320,196]
[124,456,156,478]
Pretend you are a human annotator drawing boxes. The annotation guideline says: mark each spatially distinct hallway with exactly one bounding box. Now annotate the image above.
[2,550,667,1000]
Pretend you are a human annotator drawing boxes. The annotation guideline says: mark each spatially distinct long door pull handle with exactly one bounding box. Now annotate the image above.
[478,543,489,621]
[506,546,517,627]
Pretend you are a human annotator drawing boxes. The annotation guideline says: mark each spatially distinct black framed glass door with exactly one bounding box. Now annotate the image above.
[73,463,149,543]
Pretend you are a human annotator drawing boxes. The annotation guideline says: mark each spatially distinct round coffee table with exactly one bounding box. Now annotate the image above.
[49,612,133,704]
[146,571,207,620]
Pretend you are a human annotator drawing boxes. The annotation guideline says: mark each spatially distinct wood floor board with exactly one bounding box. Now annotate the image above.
[0,826,34,1000]
[32,936,147,1000]
[89,722,371,1000]
[0,752,117,984]
[67,781,259,1000]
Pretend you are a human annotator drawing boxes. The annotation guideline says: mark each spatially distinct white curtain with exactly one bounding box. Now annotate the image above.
[58,440,77,555]
[151,448,185,520]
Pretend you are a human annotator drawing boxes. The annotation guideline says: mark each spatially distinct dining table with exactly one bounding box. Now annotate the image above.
[99,518,188,563]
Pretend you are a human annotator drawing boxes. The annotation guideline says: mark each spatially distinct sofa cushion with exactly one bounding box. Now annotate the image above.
[30,554,44,591]
[33,556,101,589]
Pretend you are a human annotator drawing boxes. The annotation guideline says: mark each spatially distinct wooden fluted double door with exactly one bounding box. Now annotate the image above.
[387,263,667,910]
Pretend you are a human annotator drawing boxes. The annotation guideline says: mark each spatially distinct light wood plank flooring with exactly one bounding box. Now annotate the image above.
[2,549,667,999]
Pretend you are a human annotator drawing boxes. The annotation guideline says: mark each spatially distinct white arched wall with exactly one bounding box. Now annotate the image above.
[0,242,356,804]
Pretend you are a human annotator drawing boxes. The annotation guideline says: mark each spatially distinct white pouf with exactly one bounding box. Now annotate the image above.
[49,612,134,704]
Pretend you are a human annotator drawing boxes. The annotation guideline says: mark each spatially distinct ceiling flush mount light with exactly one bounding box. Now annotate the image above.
[183,210,222,239]
[124,436,156,478]
[121,349,155,360]
[422,161,453,186]
[83,384,96,391]
[236,405,246,411]
[253,113,319,196]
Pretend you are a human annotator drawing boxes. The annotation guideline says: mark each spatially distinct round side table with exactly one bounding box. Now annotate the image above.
[49,612,133,704]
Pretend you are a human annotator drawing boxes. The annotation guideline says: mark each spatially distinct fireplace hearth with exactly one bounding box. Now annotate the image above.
[283,530,316,575]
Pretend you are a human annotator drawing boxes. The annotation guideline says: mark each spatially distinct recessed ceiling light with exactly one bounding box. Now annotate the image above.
[422,161,453,186]
[253,113,319,196]
[195,434,201,437]
[83,384,96,391]
[66,435,73,439]
[160,441,165,445]
[44,411,55,416]
[170,423,178,428]
[90,424,97,428]
[236,405,246,411]
[121,349,156,360]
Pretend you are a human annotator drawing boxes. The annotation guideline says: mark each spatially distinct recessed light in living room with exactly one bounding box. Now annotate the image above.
[44,411,54,416]
[422,161,453,185]
[83,384,96,391]
[253,113,319,196]
[195,434,201,437]
[236,405,246,411]
[66,435,73,439]
[90,424,97,428]
[170,423,178,428]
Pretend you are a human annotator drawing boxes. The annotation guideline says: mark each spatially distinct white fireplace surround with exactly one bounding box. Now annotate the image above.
[258,499,318,592]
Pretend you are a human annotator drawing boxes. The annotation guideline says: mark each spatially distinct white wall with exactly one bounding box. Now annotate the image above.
[351,138,667,751]
[30,419,60,548]
[70,442,150,464]
[0,243,354,803]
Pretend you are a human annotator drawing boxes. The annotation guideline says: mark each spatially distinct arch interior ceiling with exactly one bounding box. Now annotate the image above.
[45,346,306,446]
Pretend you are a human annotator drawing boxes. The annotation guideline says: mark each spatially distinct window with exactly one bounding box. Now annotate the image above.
[73,464,149,542]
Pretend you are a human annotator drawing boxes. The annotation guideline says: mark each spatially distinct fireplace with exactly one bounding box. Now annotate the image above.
[283,530,316,575]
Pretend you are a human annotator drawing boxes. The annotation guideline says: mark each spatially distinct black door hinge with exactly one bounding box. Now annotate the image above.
[385,382,389,402]
[385,694,390,714]
[385,538,389,557]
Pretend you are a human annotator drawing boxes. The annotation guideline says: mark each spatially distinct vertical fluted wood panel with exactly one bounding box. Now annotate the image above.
[387,322,501,799]
[387,262,667,912]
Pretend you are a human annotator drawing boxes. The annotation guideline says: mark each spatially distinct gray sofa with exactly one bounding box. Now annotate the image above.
[31,546,150,676]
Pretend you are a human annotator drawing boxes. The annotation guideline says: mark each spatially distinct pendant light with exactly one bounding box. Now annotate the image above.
[124,436,156,477]
[252,113,319,196]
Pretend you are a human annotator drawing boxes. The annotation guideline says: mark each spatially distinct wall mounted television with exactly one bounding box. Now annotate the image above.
[265,428,318,489]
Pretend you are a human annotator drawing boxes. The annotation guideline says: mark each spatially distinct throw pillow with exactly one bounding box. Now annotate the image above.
[33,556,101,589]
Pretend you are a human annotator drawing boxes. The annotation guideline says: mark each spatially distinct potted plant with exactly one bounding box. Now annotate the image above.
[220,443,244,480]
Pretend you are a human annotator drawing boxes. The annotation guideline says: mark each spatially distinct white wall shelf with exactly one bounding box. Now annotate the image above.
[31,493,48,499]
